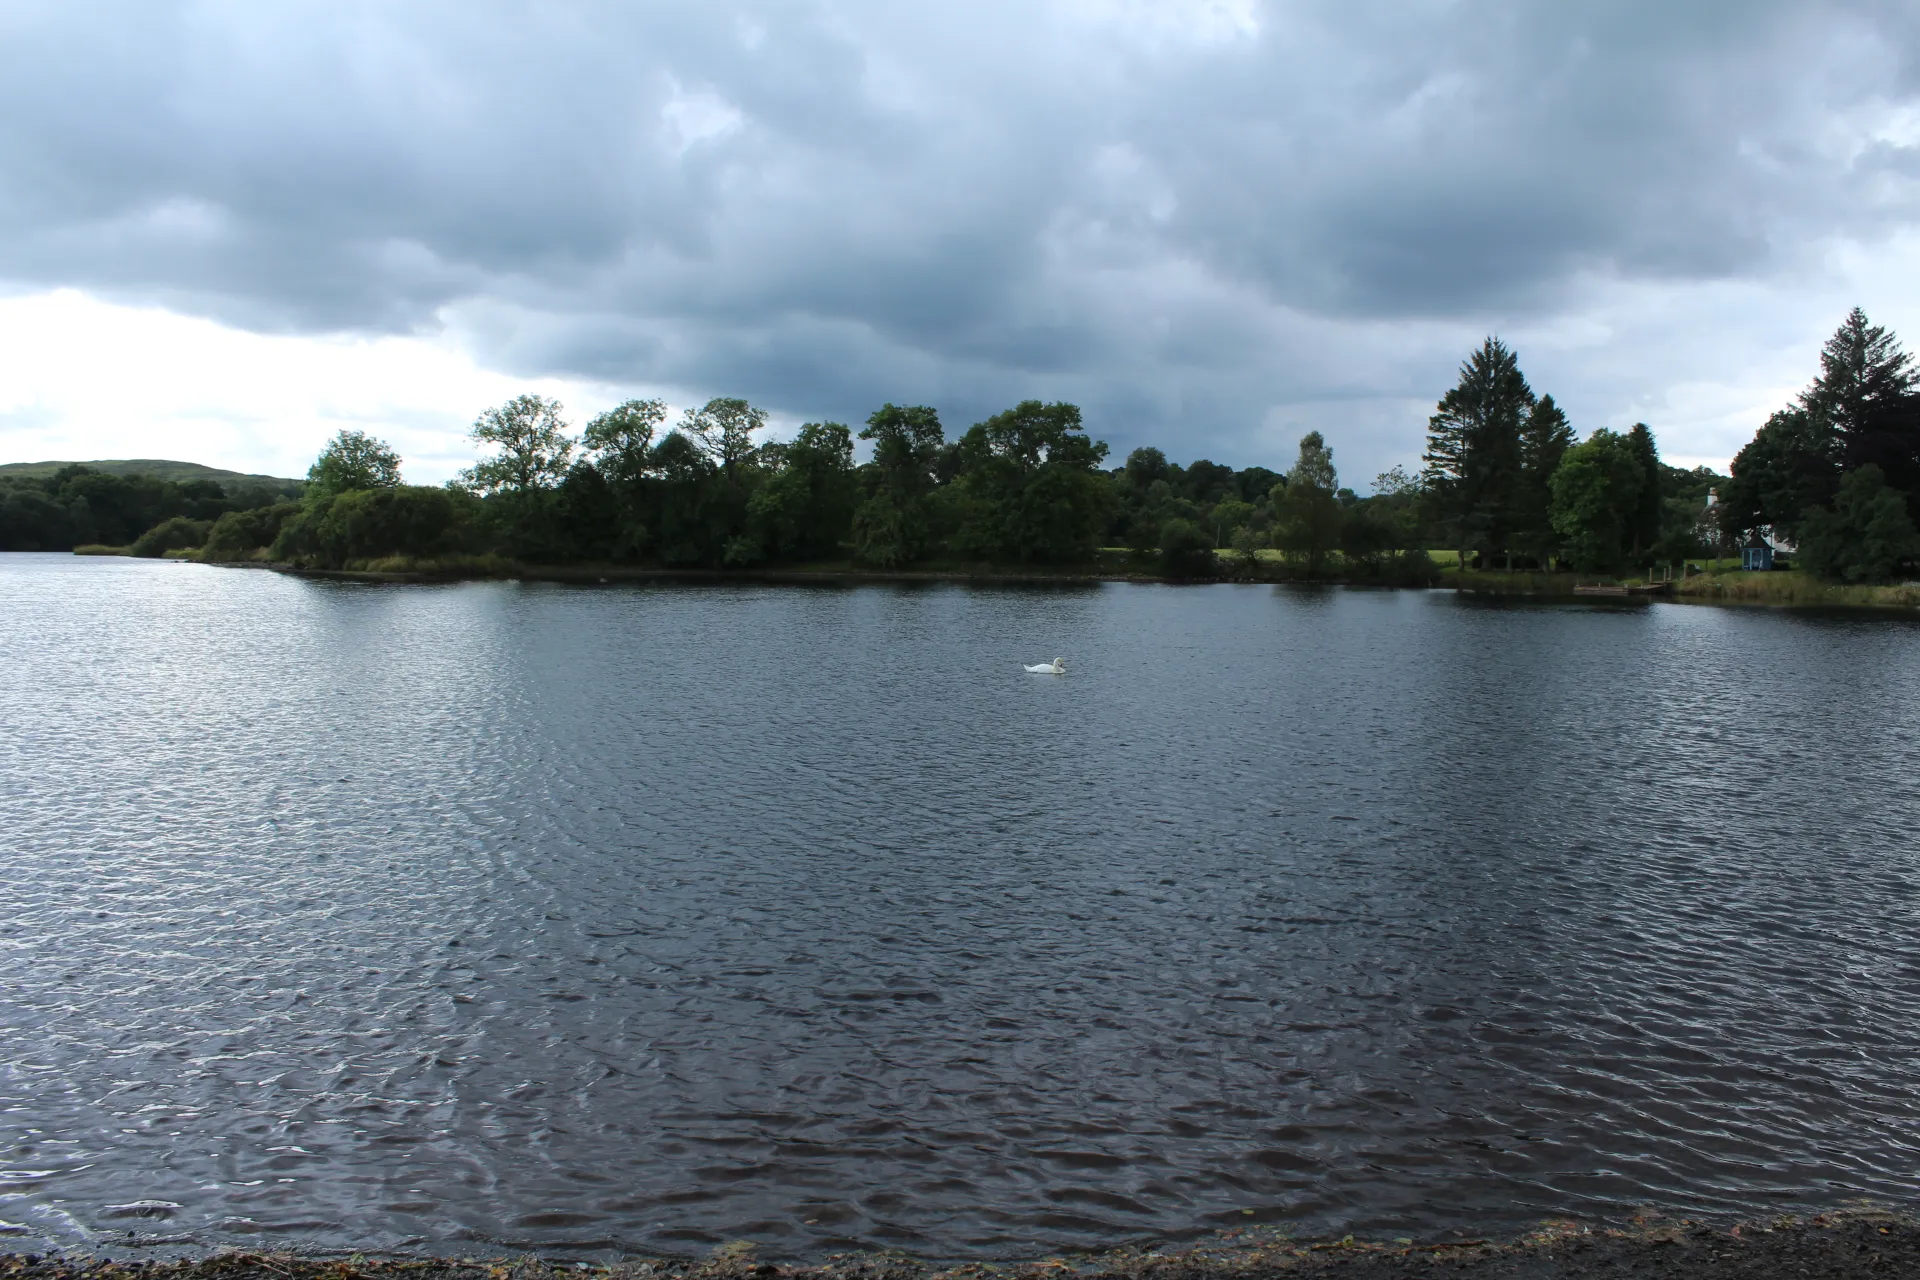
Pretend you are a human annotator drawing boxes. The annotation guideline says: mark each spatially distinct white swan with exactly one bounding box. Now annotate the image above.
[1025,657,1066,674]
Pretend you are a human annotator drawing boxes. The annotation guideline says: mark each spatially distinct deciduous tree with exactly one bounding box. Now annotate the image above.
[462,395,575,494]
[1272,431,1341,572]
[748,422,858,561]
[307,429,402,498]
[1549,429,1645,571]
[1797,464,1920,583]
[681,398,766,477]
[582,399,668,486]
[853,403,946,566]
[1719,406,1840,541]
[948,400,1111,563]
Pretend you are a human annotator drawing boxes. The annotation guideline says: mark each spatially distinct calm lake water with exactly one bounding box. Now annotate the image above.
[2,553,1919,1259]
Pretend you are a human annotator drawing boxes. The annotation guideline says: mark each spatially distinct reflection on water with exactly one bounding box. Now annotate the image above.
[1,554,1918,1258]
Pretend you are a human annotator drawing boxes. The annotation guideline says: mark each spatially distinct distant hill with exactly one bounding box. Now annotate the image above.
[0,459,302,490]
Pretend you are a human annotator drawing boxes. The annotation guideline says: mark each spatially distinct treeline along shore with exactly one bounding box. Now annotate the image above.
[6,310,1920,600]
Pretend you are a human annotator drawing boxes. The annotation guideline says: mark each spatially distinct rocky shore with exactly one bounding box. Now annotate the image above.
[5,1212,1915,1280]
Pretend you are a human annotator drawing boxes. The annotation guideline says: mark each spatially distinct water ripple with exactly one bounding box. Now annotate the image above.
[1,557,1918,1257]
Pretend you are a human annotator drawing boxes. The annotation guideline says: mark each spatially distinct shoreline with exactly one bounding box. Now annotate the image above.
[7,1211,1915,1280]
[162,554,1920,609]
[57,547,1920,608]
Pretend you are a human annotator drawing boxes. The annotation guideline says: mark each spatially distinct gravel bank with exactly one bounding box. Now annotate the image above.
[4,1212,1915,1280]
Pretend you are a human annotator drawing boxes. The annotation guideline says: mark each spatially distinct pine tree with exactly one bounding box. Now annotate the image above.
[1422,337,1533,566]
[1805,308,1915,443]
[1624,423,1663,557]
[1804,308,1920,516]
[1719,307,1917,541]
[1516,394,1572,565]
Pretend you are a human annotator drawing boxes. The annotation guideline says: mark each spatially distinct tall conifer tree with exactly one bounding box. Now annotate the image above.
[1517,394,1572,564]
[1806,308,1915,444]
[1721,308,1918,539]
[1625,423,1663,556]
[1422,338,1533,566]
[1805,308,1920,517]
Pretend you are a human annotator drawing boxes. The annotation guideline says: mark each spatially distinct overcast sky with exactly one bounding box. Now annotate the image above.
[3,0,1919,486]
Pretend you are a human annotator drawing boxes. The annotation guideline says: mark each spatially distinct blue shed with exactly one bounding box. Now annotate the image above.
[1741,531,1774,571]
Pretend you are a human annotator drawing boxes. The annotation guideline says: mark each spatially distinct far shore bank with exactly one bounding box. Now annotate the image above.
[62,546,1920,609]
[5,1211,1914,1280]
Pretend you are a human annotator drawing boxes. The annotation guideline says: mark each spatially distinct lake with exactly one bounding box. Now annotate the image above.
[2,553,1918,1259]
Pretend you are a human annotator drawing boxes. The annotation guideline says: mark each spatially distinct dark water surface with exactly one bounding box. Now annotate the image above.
[2,554,1919,1259]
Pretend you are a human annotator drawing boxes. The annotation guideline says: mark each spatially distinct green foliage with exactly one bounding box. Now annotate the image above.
[1720,405,1840,541]
[1549,429,1647,571]
[1809,309,1920,504]
[1372,465,1417,497]
[1233,465,1282,503]
[1809,308,1916,432]
[1624,423,1664,554]
[1712,305,1920,589]
[641,431,717,564]
[0,488,77,551]
[569,399,673,560]
[0,459,300,492]
[203,501,304,560]
[581,399,668,485]
[1358,467,1425,558]
[0,463,286,550]
[854,404,945,566]
[130,516,213,558]
[1272,431,1341,571]
[1339,500,1397,569]
[1396,548,1438,580]
[1652,494,1716,564]
[947,400,1112,563]
[1157,518,1217,578]
[552,460,628,560]
[850,492,923,569]
[271,486,476,569]
[306,429,402,498]
[1182,459,1236,505]
[748,423,858,561]
[1720,308,1919,542]
[1209,498,1255,544]
[461,395,575,495]
[1228,524,1263,569]
[1107,449,1283,553]
[1423,337,1535,560]
[1124,447,1170,490]
[1516,396,1573,561]
[450,395,581,559]
[1797,465,1920,583]
[1288,430,1335,491]
[681,398,766,476]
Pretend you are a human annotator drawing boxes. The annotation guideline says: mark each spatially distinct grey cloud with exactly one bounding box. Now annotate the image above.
[2,0,1919,477]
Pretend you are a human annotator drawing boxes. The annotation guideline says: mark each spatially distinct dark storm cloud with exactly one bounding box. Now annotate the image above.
[2,0,1918,467]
